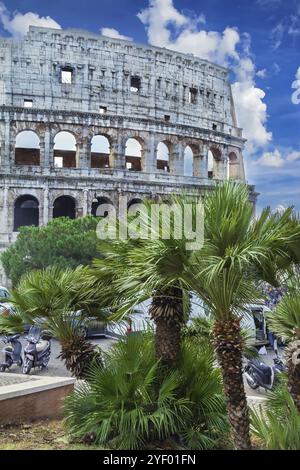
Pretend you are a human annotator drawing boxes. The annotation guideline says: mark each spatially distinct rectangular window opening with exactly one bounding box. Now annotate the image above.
[130,76,141,93]
[189,87,198,104]
[24,99,33,108]
[61,67,73,84]
[164,115,170,122]
[54,156,64,168]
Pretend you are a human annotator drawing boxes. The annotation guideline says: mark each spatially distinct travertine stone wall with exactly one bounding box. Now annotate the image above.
[0,26,256,286]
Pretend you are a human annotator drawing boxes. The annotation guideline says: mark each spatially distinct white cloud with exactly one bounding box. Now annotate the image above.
[287,150,300,162]
[138,0,271,156]
[257,149,285,168]
[0,2,61,37]
[256,69,267,79]
[100,27,132,41]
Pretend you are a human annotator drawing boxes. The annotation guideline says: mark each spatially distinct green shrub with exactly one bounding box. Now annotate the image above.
[65,333,229,450]
[251,381,300,450]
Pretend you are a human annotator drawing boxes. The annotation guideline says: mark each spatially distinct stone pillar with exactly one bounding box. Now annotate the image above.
[143,134,156,174]
[110,135,125,169]
[2,118,11,168]
[170,142,184,176]
[43,128,51,167]
[82,189,88,216]
[221,147,229,180]
[43,188,49,226]
[1,184,9,235]
[194,143,208,178]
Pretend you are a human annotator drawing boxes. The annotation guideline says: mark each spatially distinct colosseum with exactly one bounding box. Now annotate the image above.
[0,26,256,285]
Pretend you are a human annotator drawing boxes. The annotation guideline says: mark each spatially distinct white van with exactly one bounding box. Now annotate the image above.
[241,303,271,346]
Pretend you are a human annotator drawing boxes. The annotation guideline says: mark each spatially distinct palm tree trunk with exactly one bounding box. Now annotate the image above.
[59,335,102,380]
[286,341,300,412]
[154,316,181,366]
[213,317,252,450]
[150,286,183,367]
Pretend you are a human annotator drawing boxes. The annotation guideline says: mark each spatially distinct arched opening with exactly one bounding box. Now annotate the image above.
[228,152,239,179]
[91,196,114,218]
[127,198,143,210]
[54,131,77,168]
[184,146,194,177]
[91,135,110,169]
[53,196,76,219]
[156,142,170,172]
[14,195,39,231]
[208,151,214,179]
[15,131,40,165]
[125,138,142,171]
[208,148,222,179]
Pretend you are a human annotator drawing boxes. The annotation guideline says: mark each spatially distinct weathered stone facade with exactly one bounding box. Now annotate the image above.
[0,26,255,286]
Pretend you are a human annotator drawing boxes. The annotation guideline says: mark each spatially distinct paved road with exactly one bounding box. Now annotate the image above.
[0,334,281,399]
[0,335,116,378]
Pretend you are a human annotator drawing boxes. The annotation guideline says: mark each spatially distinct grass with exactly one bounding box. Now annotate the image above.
[0,419,104,450]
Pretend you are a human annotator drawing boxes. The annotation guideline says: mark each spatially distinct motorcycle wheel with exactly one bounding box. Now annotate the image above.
[22,359,33,375]
[0,364,7,372]
[246,370,259,390]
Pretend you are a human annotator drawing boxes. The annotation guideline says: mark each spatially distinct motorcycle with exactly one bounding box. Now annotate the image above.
[0,334,23,372]
[244,345,285,391]
[23,326,51,375]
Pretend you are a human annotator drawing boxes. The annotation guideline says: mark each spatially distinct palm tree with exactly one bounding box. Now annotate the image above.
[96,182,300,449]
[267,284,300,412]
[93,197,196,366]
[182,182,300,449]
[0,266,109,379]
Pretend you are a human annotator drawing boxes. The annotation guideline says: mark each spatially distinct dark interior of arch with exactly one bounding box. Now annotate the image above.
[14,195,39,231]
[91,197,113,217]
[127,198,143,209]
[53,196,76,219]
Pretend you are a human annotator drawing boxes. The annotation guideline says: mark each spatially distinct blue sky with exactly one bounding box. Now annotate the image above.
[1,0,300,212]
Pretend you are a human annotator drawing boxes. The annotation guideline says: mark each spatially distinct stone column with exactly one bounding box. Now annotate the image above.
[170,141,184,176]
[82,189,89,216]
[43,188,49,225]
[1,184,9,235]
[2,118,11,168]
[43,128,51,167]
[110,134,125,169]
[143,134,156,174]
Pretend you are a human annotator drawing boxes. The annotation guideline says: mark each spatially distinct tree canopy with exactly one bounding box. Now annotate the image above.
[1,216,99,286]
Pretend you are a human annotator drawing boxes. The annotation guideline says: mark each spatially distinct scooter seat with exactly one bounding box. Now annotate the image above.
[36,340,49,353]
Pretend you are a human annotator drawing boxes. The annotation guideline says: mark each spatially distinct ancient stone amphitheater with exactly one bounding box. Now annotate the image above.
[0,26,255,285]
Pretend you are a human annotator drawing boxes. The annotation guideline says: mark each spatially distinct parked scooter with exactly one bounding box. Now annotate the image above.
[0,334,23,372]
[244,342,285,391]
[23,326,51,375]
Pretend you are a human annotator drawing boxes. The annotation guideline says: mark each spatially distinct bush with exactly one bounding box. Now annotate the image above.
[251,381,300,450]
[65,333,229,450]
[1,217,99,286]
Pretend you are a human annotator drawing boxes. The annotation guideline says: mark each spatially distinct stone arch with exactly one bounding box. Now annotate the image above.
[156,141,170,172]
[14,195,39,231]
[127,198,143,210]
[53,131,77,168]
[183,145,194,177]
[208,146,222,179]
[91,134,111,169]
[91,195,114,218]
[53,195,76,219]
[228,151,239,180]
[15,130,40,165]
[125,137,143,171]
